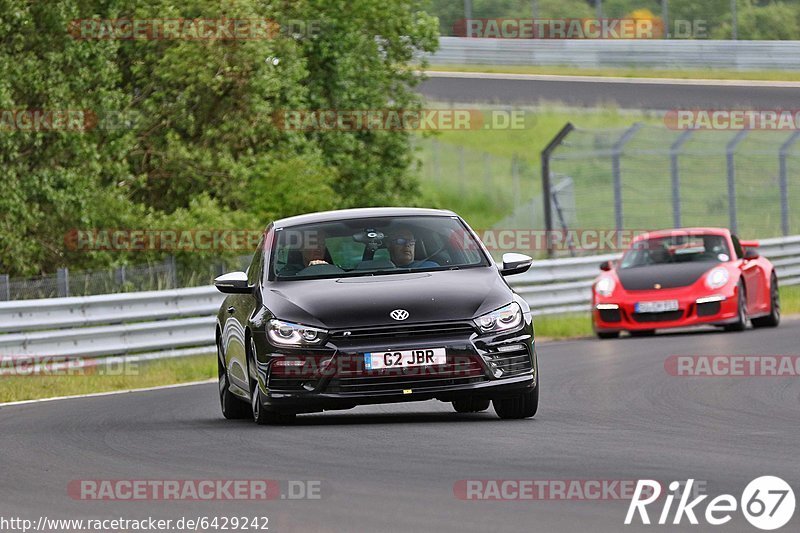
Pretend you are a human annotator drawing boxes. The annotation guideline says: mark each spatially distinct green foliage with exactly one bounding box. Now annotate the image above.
[0,0,437,276]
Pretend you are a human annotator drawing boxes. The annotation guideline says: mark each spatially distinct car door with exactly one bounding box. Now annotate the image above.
[732,234,762,314]
[223,235,265,391]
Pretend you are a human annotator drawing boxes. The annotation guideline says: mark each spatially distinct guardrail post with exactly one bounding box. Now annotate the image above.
[778,131,800,236]
[726,130,749,235]
[57,268,69,297]
[0,274,9,301]
[670,130,694,228]
[541,123,575,258]
[611,123,643,246]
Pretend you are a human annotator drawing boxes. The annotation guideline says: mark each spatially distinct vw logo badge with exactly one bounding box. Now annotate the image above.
[390,309,409,321]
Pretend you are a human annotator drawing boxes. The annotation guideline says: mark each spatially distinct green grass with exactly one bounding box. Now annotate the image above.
[429,64,800,82]
[534,313,594,339]
[781,284,800,315]
[0,353,215,403]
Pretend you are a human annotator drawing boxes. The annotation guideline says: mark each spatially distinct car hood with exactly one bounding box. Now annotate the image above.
[616,261,718,291]
[265,267,513,329]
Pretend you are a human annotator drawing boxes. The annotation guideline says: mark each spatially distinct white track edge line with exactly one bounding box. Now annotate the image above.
[0,378,216,408]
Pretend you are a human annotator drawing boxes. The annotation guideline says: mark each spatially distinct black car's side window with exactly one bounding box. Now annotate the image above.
[731,235,744,259]
[247,235,265,286]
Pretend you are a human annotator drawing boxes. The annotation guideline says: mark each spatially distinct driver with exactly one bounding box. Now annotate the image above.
[388,228,439,268]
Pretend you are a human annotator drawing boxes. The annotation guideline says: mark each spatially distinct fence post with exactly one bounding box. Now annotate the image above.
[458,145,465,196]
[726,130,749,234]
[670,130,694,228]
[611,123,643,244]
[541,122,575,258]
[115,265,126,286]
[57,268,69,297]
[778,131,800,236]
[512,155,521,209]
[168,256,178,288]
[0,274,8,301]
[432,139,440,183]
[483,152,491,195]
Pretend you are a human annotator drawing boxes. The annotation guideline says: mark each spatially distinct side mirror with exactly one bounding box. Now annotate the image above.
[743,248,759,260]
[214,271,251,294]
[500,253,533,276]
[599,260,612,271]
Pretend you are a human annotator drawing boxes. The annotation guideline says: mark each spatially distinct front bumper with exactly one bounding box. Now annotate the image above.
[593,287,740,332]
[252,318,537,414]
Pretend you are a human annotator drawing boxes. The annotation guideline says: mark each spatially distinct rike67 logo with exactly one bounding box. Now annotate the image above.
[626,477,795,530]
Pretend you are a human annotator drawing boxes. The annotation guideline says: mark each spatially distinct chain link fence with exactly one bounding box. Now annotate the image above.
[543,123,800,255]
[0,256,252,301]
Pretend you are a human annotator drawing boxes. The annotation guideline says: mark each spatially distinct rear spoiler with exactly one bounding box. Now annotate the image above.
[740,240,759,248]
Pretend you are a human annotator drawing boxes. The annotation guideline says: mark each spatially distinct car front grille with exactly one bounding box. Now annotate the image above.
[324,355,486,394]
[632,310,684,323]
[485,347,533,377]
[598,308,622,322]
[329,322,476,343]
[696,301,721,317]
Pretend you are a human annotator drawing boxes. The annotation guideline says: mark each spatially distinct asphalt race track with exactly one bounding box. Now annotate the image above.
[1,320,798,532]
[418,71,800,110]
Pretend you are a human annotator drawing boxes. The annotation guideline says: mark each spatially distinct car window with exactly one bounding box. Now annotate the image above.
[620,234,731,269]
[270,216,489,280]
[247,234,265,286]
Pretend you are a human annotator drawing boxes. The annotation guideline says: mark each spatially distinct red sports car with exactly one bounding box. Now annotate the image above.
[591,228,780,338]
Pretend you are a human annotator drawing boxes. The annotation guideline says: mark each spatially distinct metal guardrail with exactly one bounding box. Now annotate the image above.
[1,236,798,360]
[429,37,800,70]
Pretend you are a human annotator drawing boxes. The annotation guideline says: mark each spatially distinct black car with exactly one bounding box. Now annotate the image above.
[214,207,538,424]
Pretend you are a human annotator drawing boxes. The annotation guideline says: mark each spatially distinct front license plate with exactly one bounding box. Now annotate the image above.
[635,300,679,313]
[364,348,446,370]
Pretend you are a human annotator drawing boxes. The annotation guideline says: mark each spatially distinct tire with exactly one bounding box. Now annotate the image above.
[751,274,780,328]
[218,346,250,420]
[493,385,539,419]
[452,397,491,413]
[629,330,656,337]
[596,331,620,339]
[724,281,747,332]
[248,338,295,425]
[251,380,295,425]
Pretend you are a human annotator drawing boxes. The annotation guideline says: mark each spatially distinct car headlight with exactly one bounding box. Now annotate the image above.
[705,267,730,290]
[267,319,328,347]
[595,277,616,297]
[475,302,523,333]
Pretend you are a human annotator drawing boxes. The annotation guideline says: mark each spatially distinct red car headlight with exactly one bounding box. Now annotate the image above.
[705,267,730,290]
[595,277,616,297]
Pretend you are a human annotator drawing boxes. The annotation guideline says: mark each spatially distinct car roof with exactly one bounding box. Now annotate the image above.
[632,227,731,243]
[272,207,458,229]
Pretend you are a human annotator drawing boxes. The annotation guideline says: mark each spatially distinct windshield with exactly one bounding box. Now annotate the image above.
[270,216,489,280]
[620,234,732,269]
